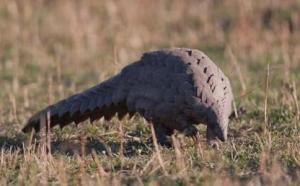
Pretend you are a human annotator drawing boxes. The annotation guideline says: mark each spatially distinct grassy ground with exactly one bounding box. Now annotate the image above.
[0,0,300,185]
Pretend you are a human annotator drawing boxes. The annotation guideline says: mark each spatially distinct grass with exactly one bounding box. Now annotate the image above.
[0,0,300,185]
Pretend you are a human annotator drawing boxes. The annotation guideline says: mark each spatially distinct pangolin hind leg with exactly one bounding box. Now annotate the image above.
[151,123,174,147]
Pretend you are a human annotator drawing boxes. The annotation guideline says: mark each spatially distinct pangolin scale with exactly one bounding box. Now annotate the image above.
[23,48,233,144]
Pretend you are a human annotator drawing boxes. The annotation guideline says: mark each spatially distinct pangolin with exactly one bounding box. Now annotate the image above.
[22,48,234,145]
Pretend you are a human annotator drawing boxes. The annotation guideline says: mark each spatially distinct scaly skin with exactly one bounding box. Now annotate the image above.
[23,48,234,146]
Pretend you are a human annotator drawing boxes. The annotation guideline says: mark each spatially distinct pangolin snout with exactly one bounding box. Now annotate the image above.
[212,124,227,142]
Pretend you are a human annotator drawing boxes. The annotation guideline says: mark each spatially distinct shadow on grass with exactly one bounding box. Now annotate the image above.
[0,135,25,150]
[52,137,152,157]
[0,134,152,157]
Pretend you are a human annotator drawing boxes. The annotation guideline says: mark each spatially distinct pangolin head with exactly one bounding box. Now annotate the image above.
[207,110,230,142]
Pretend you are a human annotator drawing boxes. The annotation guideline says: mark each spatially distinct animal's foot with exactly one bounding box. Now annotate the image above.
[150,123,173,147]
[207,138,220,150]
[183,126,202,148]
[182,125,198,137]
[147,135,172,147]
[157,136,172,147]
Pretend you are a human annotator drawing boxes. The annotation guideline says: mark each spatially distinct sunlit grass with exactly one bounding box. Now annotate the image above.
[0,0,299,185]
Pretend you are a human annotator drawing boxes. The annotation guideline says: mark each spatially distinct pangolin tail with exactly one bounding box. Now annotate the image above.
[22,75,129,133]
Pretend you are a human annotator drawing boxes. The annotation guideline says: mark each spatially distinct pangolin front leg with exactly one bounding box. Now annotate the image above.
[206,126,220,149]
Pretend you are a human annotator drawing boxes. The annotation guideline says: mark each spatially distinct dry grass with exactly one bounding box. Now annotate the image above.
[0,0,300,185]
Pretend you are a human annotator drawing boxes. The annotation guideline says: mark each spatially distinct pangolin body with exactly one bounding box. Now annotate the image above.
[23,48,233,144]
